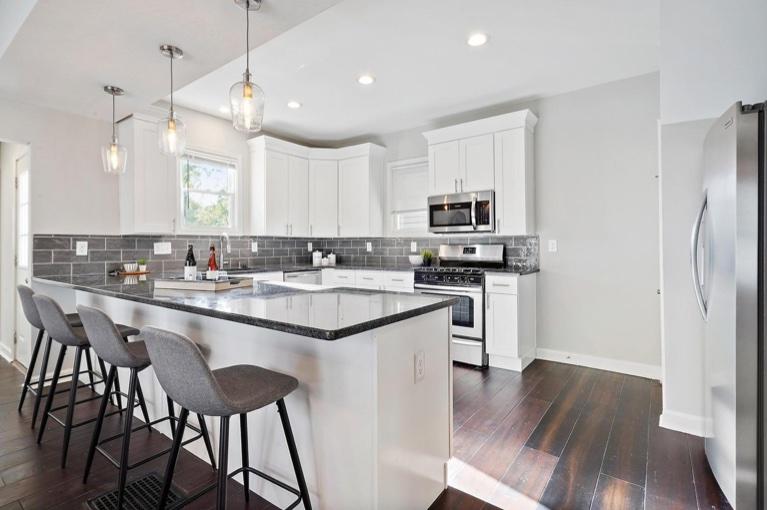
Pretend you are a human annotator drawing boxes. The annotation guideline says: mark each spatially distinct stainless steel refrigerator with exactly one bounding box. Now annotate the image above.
[691,101,765,508]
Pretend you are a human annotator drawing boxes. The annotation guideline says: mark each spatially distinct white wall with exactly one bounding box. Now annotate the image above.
[660,0,767,124]
[0,97,118,235]
[382,73,662,371]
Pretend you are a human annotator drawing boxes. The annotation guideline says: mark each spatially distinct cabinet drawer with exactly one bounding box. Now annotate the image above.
[485,274,518,294]
[323,269,356,286]
[356,270,384,286]
[382,271,414,290]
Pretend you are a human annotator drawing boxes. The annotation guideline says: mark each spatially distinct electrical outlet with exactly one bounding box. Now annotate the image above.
[366,242,372,252]
[410,242,417,253]
[415,350,425,382]
[548,240,558,253]
[251,242,258,253]
[75,241,88,256]
[154,242,172,255]
[307,242,313,252]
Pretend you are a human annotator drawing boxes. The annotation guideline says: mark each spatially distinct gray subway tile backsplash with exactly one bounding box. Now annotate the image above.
[32,233,539,277]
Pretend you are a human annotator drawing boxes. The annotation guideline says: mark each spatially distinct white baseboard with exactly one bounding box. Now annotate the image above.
[659,410,708,437]
[536,348,661,380]
[489,352,535,372]
[0,343,12,363]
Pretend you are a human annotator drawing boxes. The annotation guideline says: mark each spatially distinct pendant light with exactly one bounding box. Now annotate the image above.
[158,44,186,156]
[229,0,264,133]
[101,86,128,175]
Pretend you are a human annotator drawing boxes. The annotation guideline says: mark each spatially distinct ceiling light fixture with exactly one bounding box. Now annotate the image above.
[101,85,127,175]
[467,32,488,47]
[287,101,302,109]
[357,74,375,85]
[230,0,265,133]
[158,44,186,156]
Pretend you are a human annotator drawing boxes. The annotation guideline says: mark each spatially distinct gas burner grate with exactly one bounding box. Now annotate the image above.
[87,473,183,510]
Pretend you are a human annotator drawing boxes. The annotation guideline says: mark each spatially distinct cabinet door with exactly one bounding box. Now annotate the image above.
[264,150,290,236]
[133,119,176,233]
[338,155,369,236]
[486,292,518,358]
[309,159,339,237]
[428,141,461,195]
[460,134,494,192]
[288,156,309,236]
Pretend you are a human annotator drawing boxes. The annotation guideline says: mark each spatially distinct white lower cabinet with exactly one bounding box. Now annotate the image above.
[485,273,536,371]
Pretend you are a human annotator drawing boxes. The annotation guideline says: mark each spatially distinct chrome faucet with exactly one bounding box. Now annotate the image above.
[219,232,231,269]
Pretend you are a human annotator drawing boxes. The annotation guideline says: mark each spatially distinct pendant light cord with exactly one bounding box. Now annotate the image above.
[111,93,116,141]
[169,53,175,116]
[245,0,250,76]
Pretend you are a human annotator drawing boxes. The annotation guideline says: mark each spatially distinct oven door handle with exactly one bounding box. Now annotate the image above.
[471,195,477,230]
[415,284,483,294]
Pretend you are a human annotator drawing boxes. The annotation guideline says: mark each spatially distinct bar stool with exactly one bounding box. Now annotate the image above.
[16,285,85,428]
[142,326,313,510]
[33,294,144,468]
[77,305,217,509]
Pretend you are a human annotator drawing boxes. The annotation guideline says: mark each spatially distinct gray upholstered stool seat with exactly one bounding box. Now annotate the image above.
[142,326,312,510]
[212,365,298,415]
[122,340,150,368]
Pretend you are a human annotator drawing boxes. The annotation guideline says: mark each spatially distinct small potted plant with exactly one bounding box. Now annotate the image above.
[421,249,434,267]
[137,258,148,273]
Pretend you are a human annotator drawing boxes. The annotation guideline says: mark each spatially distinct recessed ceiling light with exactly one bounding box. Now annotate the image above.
[467,33,488,47]
[218,105,230,114]
[357,74,375,85]
[287,101,302,109]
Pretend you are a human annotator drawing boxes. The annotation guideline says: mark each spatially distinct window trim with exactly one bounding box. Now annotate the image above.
[176,147,242,235]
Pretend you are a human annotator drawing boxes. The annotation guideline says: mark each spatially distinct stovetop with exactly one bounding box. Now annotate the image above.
[414,266,485,275]
[414,266,491,287]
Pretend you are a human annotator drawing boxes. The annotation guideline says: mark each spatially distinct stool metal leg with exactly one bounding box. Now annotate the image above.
[198,413,217,470]
[166,396,176,439]
[216,416,230,510]
[96,357,116,407]
[277,399,312,510]
[240,413,250,501]
[37,344,66,444]
[113,368,124,415]
[116,368,138,509]
[31,333,52,429]
[18,329,44,412]
[158,407,188,510]
[61,346,84,468]
[135,376,151,426]
[84,347,96,391]
[83,365,116,483]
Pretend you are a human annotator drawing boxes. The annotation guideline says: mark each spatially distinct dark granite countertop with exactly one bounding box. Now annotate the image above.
[32,274,457,341]
[228,264,538,275]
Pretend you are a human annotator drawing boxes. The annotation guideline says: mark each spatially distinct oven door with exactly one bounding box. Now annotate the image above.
[415,284,484,339]
[428,190,494,233]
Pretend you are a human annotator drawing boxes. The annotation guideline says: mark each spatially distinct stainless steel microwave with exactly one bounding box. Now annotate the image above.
[427,190,495,233]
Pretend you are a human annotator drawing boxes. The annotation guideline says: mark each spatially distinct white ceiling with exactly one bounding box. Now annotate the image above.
[0,0,341,121]
[174,0,659,144]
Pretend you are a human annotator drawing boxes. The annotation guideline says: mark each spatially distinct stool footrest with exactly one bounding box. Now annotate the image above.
[48,390,139,429]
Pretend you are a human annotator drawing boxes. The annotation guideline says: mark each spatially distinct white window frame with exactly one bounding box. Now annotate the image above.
[386,157,429,236]
[177,147,242,235]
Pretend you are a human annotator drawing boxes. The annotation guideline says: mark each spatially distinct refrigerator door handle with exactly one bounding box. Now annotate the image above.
[690,191,708,320]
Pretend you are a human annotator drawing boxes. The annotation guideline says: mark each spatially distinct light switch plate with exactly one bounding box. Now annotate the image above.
[307,242,312,252]
[366,242,372,252]
[415,350,425,382]
[75,241,88,256]
[251,242,258,253]
[548,240,558,253]
[153,242,172,255]
[410,242,417,253]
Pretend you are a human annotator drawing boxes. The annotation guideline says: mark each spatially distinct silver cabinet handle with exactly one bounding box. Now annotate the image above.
[690,191,708,320]
[460,178,463,191]
[362,276,374,280]
[496,218,500,232]
[492,282,511,287]
[286,224,289,235]
[486,294,490,309]
[471,194,477,230]
[310,225,313,236]
[337,275,349,279]
[454,179,458,192]
[391,278,405,282]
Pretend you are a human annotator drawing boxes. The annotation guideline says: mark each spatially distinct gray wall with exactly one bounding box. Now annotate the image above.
[376,73,662,368]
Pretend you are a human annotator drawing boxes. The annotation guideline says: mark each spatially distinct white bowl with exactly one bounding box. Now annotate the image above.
[408,255,423,266]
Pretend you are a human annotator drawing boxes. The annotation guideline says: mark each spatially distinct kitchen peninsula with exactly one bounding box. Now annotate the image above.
[32,273,456,510]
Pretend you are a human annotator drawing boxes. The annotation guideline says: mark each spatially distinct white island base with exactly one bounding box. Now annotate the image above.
[72,290,451,510]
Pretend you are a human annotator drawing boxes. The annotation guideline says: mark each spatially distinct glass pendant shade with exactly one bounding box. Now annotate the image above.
[101,140,127,174]
[158,112,186,156]
[229,74,264,133]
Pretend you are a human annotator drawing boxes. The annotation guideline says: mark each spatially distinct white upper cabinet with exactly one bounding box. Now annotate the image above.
[249,136,385,237]
[308,157,338,237]
[117,114,177,234]
[423,109,537,234]
[429,141,461,194]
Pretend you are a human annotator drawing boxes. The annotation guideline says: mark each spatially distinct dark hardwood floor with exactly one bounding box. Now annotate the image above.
[0,358,731,509]
[442,360,732,510]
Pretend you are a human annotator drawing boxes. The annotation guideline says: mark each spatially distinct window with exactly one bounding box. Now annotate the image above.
[179,150,239,232]
[388,158,428,235]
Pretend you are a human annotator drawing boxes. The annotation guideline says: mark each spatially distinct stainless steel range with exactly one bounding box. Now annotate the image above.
[414,244,505,367]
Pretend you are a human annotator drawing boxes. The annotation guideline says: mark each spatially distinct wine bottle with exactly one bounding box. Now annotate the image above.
[183,245,197,280]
